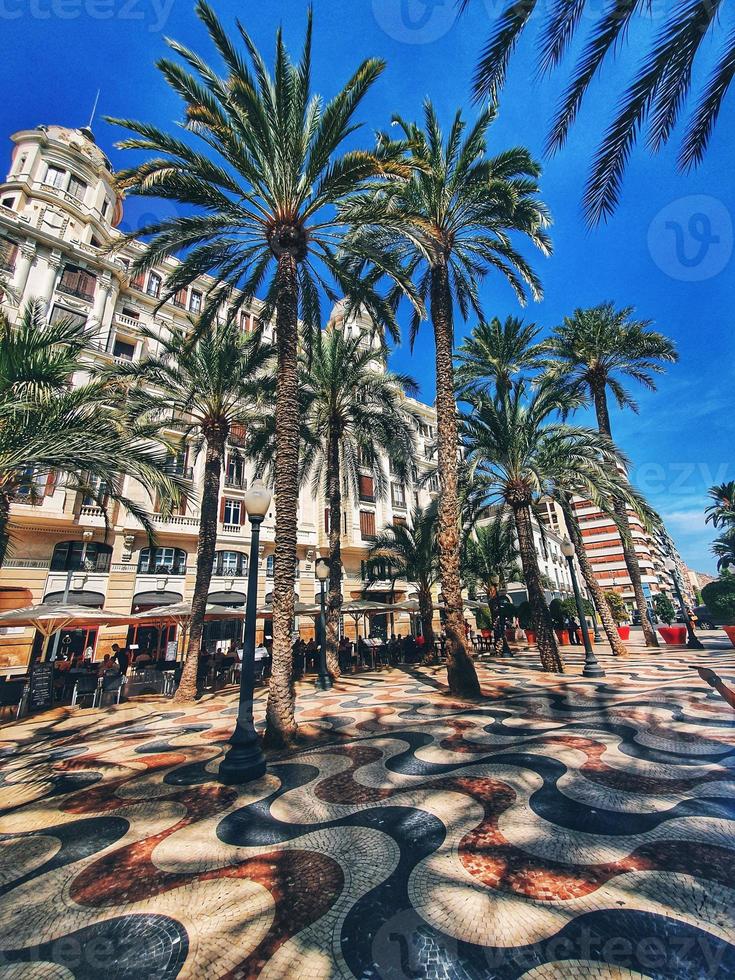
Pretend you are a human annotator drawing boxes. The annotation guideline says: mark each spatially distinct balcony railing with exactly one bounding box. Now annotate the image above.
[163,462,194,480]
[224,473,247,490]
[136,561,187,576]
[57,281,95,303]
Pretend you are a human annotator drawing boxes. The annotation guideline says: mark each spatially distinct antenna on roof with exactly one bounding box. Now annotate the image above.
[88,89,101,130]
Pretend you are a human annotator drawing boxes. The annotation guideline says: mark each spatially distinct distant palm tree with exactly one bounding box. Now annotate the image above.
[712,528,735,572]
[463,511,522,655]
[248,324,417,678]
[456,316,549,398]
[464,0,735,222]
[464,381,635,672]
[110,318,271,701]
[546,302,678,647]
[351,102,550,697]
[0,301,178,566]
[107,1,415,745]
[367,505,439,653]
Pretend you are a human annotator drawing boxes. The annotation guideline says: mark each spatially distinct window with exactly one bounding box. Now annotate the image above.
[225,455,246,489]
[189,290,202,314]
[14,466,51,501]
[131,269,145,290]
[266,555,275,578]
[101,199,110,220]
[213,551,247,576]
[67,174,87,202]
[58,264,96,302]
[137,547,187,575]
[359,474,375,502]
[222,498,242,525]
[172,288,187,309]
[360,510,376,539]
[112,338,136,361]
[44,165,65,188]
[50,305,87,330]
[16,154,26,173]
[0,237,18,273]
[391,483,406,509]
[1,197,15,210]
[51,540,112,573]
[82,476,109,507]
[121,306,140,320]
[146,271,162,298]
[427,474,440,492]
[393,516,407,527]
[229,423,247,447]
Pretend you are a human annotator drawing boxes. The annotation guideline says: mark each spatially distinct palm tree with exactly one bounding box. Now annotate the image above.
[464,0,735,222]
[456,316,549,398]
[110,318,271,701]
[546,302,678,647]
[352,102,551,697]
[705,481,735,528]
[0,301,179,565]
[464,381,636,672]
[367,504,439,652]
[107,1,416,745]
[463,510,522,655]
[712,528,735,572]
[247,323,417,678]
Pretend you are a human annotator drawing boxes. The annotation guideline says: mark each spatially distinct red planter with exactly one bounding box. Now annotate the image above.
[524,630,536,645]
[481,628,492,639]
[554,629,570,645]
[616,626,630,641]
[723,626,735,648]
[658,625,687,645]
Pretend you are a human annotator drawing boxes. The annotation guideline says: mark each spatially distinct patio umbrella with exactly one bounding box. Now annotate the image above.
[391,598,422,613]
[0,603,135,659]
[255,601,321,618]
[133,602,246,658]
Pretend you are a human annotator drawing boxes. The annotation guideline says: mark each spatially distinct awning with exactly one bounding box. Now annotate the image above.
[44,590,105,608]
[132,591,183,611]
[207,591,246,607]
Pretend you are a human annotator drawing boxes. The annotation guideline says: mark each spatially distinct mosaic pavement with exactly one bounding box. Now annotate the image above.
[1,647,735,979]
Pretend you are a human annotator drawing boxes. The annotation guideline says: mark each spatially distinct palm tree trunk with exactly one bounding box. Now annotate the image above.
[562,498,628,657]
[174,432,224,702]
[512,501,564,672]
[0,492,10,568]
[418,587,435,657]
[325,420,342,679]
[430,263,481,698]
[264,254,300,748]
[592,385,659,647]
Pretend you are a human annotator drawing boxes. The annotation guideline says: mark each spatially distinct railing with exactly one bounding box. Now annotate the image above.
[224,473,247,490]
[50,556,112,573]
[79,505,105,518]
[114,313,142,330]
[163,462,194,480]
[57,281,95,303]
[151,514,200,528]
[222,523,242,534]
[136,563,187,576]
[3,558,51,569]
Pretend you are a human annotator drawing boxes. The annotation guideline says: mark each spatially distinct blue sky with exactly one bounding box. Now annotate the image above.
[1,0,732,572]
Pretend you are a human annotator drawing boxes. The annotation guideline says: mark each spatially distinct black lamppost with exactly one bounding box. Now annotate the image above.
[561,538,605,678]
[219,479,271,784]
[315,557,333,691]
[664,556,704,650]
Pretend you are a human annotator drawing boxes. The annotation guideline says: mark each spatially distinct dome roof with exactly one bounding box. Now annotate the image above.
[33,124,113,172]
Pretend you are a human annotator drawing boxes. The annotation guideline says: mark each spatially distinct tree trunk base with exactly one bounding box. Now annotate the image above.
[262,723,300,751]
[172,676,198,703]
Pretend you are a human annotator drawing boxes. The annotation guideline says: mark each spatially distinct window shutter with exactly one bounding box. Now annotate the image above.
[359,475,374,500]
[131,270,145,290]
[219,497,226,522]
[324,508,330,533]
[236,502,243,525]
[45,470,57,497]
[360,510,376,538]
[177,493,187,517]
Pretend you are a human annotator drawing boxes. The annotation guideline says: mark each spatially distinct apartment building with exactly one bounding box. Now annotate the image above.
[0,123,443,667]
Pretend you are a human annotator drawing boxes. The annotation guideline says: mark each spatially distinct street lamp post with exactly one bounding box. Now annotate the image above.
[315,557,334,691]
[48,529,94,662]
[219,479,271,785]
[561,538,605,678]
[664,556,704,650]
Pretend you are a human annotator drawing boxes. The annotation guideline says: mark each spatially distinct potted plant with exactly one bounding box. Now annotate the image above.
[517,600,535,645]
[701,576,735,647]
[559,596,596,643]
[549,598,569,645]
[604,590,630,640]
[653,594,686,644]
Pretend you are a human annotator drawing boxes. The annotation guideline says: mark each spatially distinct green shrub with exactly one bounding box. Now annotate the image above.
[548,598,566,628]
[603,590,628,625]
[653,593,676,625]
[701,575,735,625]
[516,600,534,629]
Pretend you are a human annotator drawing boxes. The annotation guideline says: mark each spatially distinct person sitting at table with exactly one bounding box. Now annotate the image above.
[97,654,116,675]
[134,648,153,668]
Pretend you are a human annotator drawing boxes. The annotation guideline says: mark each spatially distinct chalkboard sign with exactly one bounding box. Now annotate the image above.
[28,662,54,712]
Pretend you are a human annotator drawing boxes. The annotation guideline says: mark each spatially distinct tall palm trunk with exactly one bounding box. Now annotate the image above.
[0,492,10,568]
[592,385,659,648]
[418,586,435,655]
[174,431,225,701]
[512,501,564,672]
[325,420,342,678]
[430,263,481,698]
[486,584,504,656]
[265,254,300,747]
[561,499,628,657]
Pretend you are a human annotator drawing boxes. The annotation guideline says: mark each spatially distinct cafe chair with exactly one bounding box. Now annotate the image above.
[0,679,28,720]
[98,671,125,707]
[70,674,101,708]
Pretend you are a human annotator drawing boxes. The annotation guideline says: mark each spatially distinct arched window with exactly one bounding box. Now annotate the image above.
[213,551,247,577]
[266,555,275,578]
[51,540,112,573]
[137,547,187,576]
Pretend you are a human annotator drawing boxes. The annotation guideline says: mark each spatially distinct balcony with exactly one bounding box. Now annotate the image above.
[224,473,247,490]
[57,280,95,303]
[114,312,142,331]
[163,461,194,481]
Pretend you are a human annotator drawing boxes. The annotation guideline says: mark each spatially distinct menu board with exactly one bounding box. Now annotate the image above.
[28,662,54,712]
